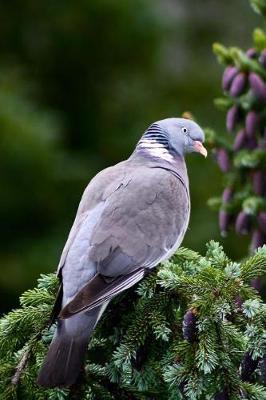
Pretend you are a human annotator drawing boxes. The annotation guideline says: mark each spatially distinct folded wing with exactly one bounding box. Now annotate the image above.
[60,166,189,318]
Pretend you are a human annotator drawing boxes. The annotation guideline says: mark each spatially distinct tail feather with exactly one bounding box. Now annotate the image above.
[37,308,100,388]
[37,334,87,388]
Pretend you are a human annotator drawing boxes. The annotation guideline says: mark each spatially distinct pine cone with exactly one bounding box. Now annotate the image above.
[216,149,231,172]
[183,309,198,343]
[251,277,263,291]
[235,211,252,235]
[240,352,259,381]
[233,129,247,151]
[230,72,247,97]
[222,66,238,91]
[245,111,260,139]
[219,210,231,236]
[260,356,266,384]
[257,212,266,234]
[246,136,257,150]
[226,105,240,132]
[222,187,234,203]
[214,388,230,400]
[251,170,266,196]
[249,72,266,103]
[235,295,243,309]
[251,229,265,250]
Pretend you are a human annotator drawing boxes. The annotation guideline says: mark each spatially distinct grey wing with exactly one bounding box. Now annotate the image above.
[59,267,145,319]
[56,160,130,276]
[50,211,94,322]
[54,160,132,308]
[61,205,106,307]
[89,167,190,275]
[60,168,190,318]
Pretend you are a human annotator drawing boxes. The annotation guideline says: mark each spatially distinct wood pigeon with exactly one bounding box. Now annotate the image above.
[37,117,207,388]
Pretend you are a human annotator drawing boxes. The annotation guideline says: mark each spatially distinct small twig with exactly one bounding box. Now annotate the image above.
[11,347,31,386]
[11,331,43,386]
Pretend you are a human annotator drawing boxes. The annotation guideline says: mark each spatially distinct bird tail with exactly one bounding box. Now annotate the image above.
[37,307,101,388]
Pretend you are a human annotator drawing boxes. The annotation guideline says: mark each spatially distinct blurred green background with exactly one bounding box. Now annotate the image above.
[0,0,262,313]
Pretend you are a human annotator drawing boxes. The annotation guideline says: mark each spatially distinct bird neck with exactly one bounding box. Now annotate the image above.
[131,124,188,185]
[135,123,174,163]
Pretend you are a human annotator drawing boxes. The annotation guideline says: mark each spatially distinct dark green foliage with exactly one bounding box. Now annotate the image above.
[0,242,265,399]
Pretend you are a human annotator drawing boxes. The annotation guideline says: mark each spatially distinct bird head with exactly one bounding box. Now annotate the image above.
[155,117,207,158]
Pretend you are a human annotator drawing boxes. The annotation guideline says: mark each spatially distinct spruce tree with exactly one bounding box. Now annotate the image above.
[207,0,266,251]
[0,242,265,399]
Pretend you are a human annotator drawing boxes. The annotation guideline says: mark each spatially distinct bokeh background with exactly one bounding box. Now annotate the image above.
[0,0,262,314]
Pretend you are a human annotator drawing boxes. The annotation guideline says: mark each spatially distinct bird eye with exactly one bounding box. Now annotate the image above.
[182,127,188,134]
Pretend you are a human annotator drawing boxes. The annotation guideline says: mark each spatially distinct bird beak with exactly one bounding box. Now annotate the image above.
[193,141,208,158]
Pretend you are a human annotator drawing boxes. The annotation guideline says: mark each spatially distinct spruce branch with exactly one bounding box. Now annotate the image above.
[11,344,31,386]
[240,245,266,280]
[0,242,265,399]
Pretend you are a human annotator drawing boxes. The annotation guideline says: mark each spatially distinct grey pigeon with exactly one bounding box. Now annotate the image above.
[37,117,207,388]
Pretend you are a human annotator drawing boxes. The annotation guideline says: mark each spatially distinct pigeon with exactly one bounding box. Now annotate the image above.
[37,117,207,388]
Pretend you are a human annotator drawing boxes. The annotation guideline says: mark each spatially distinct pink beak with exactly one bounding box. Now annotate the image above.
[193,141,208,158]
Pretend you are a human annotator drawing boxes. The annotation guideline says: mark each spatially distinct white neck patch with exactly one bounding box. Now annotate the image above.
[138,139,173,162]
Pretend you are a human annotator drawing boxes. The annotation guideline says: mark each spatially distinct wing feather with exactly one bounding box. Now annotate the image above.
[59,164,189,319]
[89,167,190,275]
[59,268,145,318]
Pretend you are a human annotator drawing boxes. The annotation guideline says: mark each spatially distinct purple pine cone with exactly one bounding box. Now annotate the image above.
[214,389,229,400]
[258,211,266,234]
[240,352,259,381]
[259,50,266,68]
[246,48,257,58]
[216,149,231,172]
[233,129,247,151]
[251,229,265,250]
[222,187,234,203]
[249,72,266,103]
[245,111,260,139]
[235,295,243,309]
[183,309,197,343]
[222,66,238,91]
[219,210,231,236]
[226,105,240,132]
[252,170,266,196]
[251,277,263,291]
[246,136,257,150]
[235,211,251,235]
[260,357,266,384]
[230,72,247,97]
